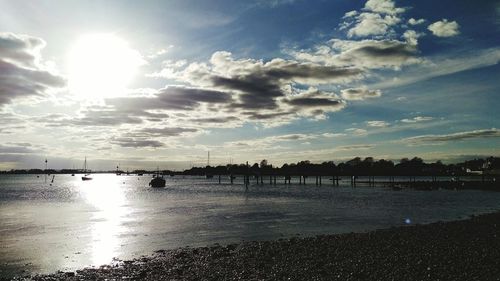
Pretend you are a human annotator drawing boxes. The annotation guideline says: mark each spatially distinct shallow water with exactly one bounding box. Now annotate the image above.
[1,174,499,277]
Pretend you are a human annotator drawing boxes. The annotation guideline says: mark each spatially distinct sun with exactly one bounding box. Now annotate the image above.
[68,34,143,100]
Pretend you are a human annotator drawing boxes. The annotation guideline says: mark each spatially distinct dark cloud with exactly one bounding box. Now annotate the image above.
[0,112,26,134]
[210,58,362,110]
[0,33,65,106]
[286,97,343,107]
[335,144,374,151]
[282,88,346,119]
[341,87,381,100]
[57,86,234,128]
[265,61,362,82]
[242,111,293,120]
[189,116,240,124]
[333,39,419,68]
[0,32,44,67]
[0,144,36,154]
[40,110,144,127]
[212,75,282,109]
[107,86,232,111]
[32,85,233,129]
[109,127,199,149]
[72,110,143,126]
[110,137,165,148]
[355,43,414,58]
[289,38,420,70]
[136,127,198,137]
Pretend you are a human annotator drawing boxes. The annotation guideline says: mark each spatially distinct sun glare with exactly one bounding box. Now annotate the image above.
[68,34,143,100]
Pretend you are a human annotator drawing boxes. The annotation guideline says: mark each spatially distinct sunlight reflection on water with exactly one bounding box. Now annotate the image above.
[78,175,130,266]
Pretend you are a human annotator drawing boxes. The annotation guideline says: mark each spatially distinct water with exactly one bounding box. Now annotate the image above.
[1,174,499,277]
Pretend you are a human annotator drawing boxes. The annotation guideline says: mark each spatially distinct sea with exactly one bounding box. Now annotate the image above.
[1,173,499,278]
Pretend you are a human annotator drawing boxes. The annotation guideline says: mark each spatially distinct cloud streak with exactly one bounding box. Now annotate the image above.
[401,129,500,145]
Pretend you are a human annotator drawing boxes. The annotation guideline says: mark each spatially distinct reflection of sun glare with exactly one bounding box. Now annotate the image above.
[79,175,130,266]
[68,34,143,100]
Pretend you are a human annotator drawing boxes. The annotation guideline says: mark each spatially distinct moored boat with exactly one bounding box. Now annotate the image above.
[81,157,92,181]
[149,168,165,188]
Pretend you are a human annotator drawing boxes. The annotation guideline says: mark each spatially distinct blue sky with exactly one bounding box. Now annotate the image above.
[0,0,499,170]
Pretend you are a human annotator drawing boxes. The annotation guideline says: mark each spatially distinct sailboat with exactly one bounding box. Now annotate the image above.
[81,157,93,181]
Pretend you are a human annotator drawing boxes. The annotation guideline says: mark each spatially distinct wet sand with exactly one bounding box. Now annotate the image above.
[13,211,500,281]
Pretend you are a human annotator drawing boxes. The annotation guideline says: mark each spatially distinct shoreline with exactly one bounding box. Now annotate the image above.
[14,211,500,281]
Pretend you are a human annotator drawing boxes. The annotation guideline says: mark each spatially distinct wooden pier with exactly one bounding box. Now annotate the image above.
[201,174,499,191]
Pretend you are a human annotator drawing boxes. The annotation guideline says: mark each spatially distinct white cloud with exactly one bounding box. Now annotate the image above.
[364,0,406,15]
[408,18,425,25]
[400,116,434,123]
[347,12,401,38]
[428,19,460,37]
[403,30,423,46]
[341,0,406,38]
[366,120,389,127]
[345,128,368,135]
[343,10,358,18]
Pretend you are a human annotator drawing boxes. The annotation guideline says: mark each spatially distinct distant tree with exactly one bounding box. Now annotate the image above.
[363,157,374,164]
[346,157,362,166]
[410,157,424,164]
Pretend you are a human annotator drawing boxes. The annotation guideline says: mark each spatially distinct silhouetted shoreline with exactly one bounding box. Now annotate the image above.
[14,210,500,281]
[2,156,500,178]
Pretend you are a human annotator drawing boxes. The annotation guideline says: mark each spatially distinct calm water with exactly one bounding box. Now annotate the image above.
[1,174,500,277]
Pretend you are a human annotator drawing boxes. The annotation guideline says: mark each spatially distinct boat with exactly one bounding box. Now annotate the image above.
[81,157,93,181]
[149,168,165,188]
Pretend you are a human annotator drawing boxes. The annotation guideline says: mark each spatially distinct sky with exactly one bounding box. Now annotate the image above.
[0,0,499,170]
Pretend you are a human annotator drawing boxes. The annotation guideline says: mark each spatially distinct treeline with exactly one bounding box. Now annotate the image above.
[182,157,500,177]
